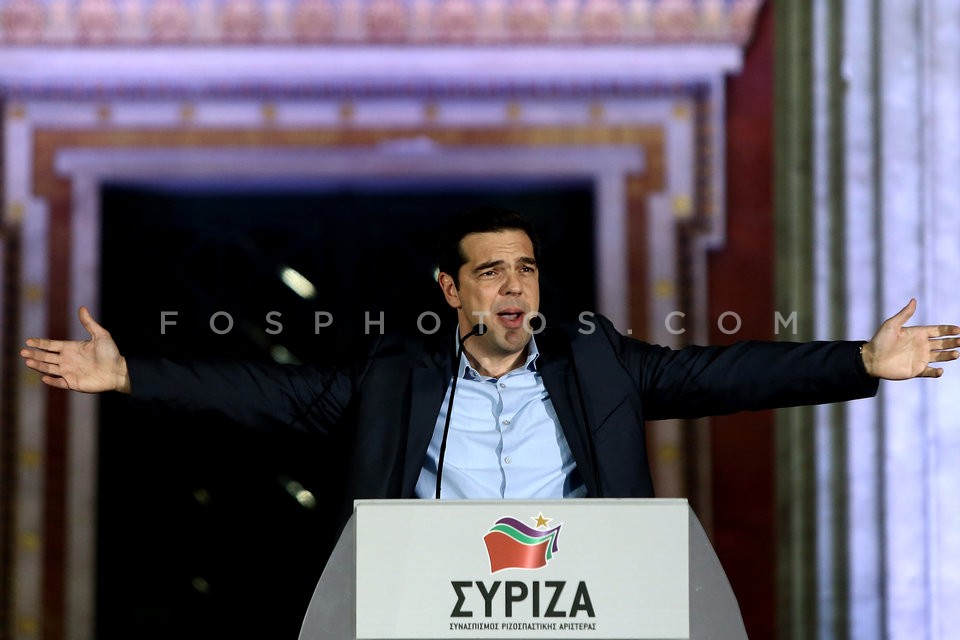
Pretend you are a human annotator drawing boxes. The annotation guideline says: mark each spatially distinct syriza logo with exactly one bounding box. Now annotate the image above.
[483,513,562,573]
[448,512,597,630]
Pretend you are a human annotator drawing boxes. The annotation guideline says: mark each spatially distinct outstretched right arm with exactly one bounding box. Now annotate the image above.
[20,306,131,394]
[21,306,356,435]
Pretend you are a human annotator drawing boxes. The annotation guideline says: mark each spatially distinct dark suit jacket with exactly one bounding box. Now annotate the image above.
[128,314,878,517]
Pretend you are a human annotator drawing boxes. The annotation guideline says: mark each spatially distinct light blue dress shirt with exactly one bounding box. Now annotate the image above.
[414,335,587,500]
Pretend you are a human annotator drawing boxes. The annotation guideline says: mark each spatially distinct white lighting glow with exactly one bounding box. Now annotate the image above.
[284,479,317,510]
[280,267,317,299]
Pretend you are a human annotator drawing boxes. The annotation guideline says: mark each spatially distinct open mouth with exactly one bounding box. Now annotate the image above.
[496,309,525,328]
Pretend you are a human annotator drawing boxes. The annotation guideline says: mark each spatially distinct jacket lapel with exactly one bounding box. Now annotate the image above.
[402,348,452,496]
[536,331,599,497]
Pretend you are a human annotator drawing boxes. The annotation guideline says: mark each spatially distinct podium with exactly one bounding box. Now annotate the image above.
[299,499,747,640]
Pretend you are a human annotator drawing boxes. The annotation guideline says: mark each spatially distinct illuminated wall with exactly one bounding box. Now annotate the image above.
[778,1,960,639]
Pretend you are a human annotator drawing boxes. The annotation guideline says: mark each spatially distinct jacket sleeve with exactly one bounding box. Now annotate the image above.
[126,357,357,436]
[595,318,880,421]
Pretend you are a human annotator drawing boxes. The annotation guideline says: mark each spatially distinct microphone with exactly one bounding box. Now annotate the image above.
[435,322,487,499]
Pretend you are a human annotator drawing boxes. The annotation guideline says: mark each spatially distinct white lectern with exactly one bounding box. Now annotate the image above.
[299,499,747,640]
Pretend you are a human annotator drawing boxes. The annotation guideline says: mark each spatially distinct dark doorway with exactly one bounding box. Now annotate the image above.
[96,178,595,639]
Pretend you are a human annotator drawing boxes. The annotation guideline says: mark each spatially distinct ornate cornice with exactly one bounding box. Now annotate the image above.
[1,77,701,99]
[0,0,763,47]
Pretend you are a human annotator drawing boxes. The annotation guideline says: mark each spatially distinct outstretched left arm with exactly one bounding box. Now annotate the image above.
[861,299,960,379]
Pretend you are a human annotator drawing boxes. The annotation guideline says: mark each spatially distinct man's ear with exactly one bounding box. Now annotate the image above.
[438,272,461,309]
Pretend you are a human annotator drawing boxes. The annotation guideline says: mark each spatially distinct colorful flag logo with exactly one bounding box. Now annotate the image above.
[483,514,562,573]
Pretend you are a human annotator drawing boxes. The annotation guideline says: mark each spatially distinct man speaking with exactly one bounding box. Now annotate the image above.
[19,207,960,521]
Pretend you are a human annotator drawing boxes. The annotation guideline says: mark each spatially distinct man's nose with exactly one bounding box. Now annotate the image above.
[501,271,522,295]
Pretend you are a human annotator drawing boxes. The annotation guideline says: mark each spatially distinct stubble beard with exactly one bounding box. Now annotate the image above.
[487,325,531,359]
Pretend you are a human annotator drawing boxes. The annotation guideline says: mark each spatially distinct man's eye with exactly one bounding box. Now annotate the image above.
[480,270,496,278]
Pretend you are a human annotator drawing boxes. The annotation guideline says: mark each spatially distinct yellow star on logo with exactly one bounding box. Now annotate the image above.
[533,513,551,528]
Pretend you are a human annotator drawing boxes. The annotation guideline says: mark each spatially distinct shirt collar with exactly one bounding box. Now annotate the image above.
[454,327,540,380]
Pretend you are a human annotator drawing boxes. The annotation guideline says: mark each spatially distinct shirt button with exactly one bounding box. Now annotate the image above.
[504,456,512,464]
[502,419,510,426]
[499,382,506,388]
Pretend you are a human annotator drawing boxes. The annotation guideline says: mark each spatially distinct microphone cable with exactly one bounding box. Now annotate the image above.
[435,322,487,499]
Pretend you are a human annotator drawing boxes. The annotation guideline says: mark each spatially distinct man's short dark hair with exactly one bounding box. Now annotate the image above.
[437,206,541,289]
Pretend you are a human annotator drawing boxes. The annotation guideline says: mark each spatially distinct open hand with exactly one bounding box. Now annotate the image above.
[862,299,960,379]
[20,306,130,393]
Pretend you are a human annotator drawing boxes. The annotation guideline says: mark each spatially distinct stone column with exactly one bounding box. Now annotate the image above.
[775,1,960,639]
